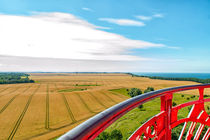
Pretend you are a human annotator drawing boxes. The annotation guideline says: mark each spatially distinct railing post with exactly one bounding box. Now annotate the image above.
[161,93,173,140]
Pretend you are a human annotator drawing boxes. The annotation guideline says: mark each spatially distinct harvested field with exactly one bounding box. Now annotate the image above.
[0,73,204,139]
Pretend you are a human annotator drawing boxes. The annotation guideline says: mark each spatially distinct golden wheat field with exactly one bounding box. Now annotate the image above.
[0,73,207,140]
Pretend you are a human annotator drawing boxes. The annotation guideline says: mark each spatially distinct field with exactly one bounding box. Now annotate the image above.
[0,73,209,140]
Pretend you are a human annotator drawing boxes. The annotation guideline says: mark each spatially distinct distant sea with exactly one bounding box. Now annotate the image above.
[132,73,210,79]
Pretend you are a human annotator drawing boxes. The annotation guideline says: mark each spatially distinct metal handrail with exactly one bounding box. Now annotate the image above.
[58,84,210,140]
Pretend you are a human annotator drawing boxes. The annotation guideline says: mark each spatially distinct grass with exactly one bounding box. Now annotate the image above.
[104,88,201,139]
[75,84,100,86]
[58,88,86,92]
[21,76,27,79]
[109,88,130,97]
[51,135,61,140]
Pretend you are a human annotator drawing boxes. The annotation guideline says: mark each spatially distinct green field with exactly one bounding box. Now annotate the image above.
[75,84,100,86]
[109,88,130,97]
[104,88,210,139]
[58,88,86,92]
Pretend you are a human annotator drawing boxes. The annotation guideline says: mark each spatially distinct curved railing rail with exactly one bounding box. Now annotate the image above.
[58,84,210,140]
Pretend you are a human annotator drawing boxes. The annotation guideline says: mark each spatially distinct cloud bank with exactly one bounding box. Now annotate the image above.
[0,12,178,72]
[0,12,164,61]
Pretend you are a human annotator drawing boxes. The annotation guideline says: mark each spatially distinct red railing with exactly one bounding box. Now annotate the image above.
[58,84,210,140]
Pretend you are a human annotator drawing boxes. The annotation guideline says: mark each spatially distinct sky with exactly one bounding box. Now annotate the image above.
[0,0,210,72]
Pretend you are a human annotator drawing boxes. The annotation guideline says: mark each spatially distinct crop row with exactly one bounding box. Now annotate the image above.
[0,86,21,98]
[0,86,10,95]
[7,84,40,140]
[0,86,31,114]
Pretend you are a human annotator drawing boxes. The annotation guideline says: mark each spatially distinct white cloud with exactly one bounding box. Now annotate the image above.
[0,12,164,62]
[82,7,93,12]
[135,13,164,21]
[98,18,145,26]
[166,46,181,49]
[135,15,152,21]
[153,13,164,18]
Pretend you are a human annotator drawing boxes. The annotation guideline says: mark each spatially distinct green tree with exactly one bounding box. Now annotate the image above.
[110,129,123,140]
[144,87,154,93]
[138,104,146,111]
[96,132,110,140]
[172,102,177,107]
[96,130,123,140]
[128,88,142,97]
[138,104,143,109]
[0,73,34,84]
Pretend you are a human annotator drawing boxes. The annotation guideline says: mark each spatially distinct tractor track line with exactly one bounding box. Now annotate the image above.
[75,93,97,114]
[0,86,10,95]
[0,86,21,98]
[45,84,50,130]
[88,91,108,109]
[0,86,31,114]
[55,84,76,123]
[101,91,118,104]
[109,91,127,100]
[7,84,40,140]
[24,113,98,140]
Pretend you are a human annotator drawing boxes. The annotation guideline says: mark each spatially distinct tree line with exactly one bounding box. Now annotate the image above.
[127,87,154,97]
[127,73,210,84]
[0,73,34,84]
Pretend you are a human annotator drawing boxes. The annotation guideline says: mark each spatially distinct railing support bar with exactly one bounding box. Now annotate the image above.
[161,93,173,140]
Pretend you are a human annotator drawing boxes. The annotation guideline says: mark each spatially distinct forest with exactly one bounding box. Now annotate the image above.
[0,73,34,84]
[128,73,210,84]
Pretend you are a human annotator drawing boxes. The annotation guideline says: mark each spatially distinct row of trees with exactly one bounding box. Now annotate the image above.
[128,73,210,84]
[0,73,34,84]
[145,76,210,84]
[127,87,155,111]
[127,87,155,97]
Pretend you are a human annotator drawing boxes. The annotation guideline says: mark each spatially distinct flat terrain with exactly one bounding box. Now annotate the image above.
[0,73,208,140]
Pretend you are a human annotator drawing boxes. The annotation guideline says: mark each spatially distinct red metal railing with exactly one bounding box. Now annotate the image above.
[58,84,210,140]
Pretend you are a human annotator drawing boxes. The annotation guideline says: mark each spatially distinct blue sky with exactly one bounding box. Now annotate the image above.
[0,0,210,72]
